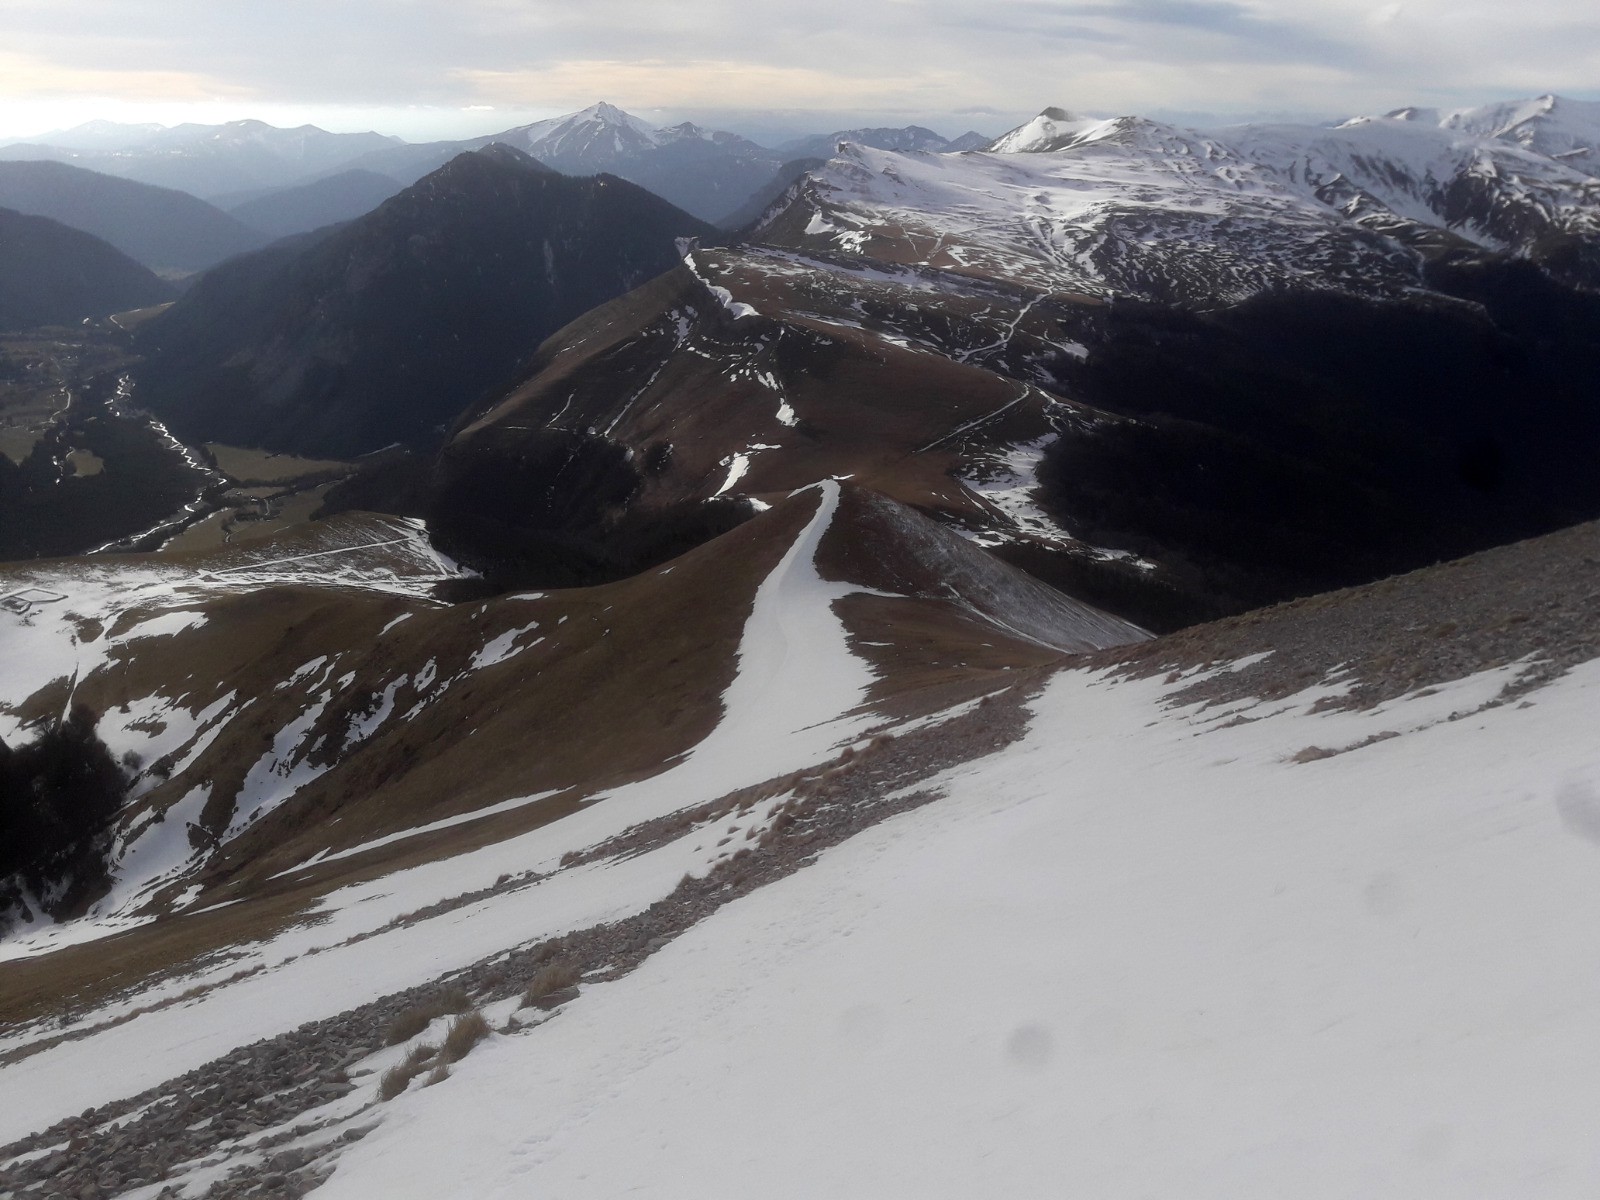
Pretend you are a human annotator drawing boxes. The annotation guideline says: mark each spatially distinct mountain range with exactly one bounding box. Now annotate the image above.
[134,145,714,456]
[0,108,1004,227]
[0,160,268,275]
[0,119,401,199]
[402,95,1600,627]
[2,90,1600,1198]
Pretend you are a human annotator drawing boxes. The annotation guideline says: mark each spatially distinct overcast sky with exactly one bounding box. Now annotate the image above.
[1,0,1597,143]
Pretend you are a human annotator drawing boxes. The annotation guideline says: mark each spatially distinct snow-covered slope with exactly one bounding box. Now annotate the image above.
[1232,110,1600,256]
[3,510,1596,1199]
[1440,93,1600,177]
[755,97,1600,304]
[316,645,1600,1199]
[760,128,1419,304]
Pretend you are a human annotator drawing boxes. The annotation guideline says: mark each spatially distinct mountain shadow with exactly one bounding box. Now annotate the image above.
[0,206,174,329]
[0,160,266,273]
[1033,264,1600,625]
[134,145,714,458]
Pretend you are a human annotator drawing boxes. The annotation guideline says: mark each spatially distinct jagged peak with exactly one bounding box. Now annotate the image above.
[585,101,633,122]
[988,107,1129,154]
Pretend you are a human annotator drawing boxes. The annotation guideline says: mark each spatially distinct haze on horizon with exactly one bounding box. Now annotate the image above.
[1,0,1597,145]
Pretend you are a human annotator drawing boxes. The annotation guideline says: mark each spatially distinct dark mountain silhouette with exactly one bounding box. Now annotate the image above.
[0,206,174,330]
[224,169,406,239]
[134,145,713,456]
[0,160,266,273]
[720,157,825,232]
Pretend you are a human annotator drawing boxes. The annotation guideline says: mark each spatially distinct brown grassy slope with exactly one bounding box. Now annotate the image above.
[0,498,813,1022]
[0,481,1159,1023]
[1097,516,1600,713]
[206,494,823,888]
[449,255,1057,522]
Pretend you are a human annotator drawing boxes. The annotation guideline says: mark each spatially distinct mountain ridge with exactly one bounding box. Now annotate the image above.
[0,206,174,329]
[133,146,712,456]
[0,160,267,274]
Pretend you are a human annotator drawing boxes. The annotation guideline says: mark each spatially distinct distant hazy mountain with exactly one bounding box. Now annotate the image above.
[776,125,954,159]
[330,109,983,226]
[0,160,266,274]
[0,119,402,199]
[463,103,783,225]
[0,109,1003,227]
[321,141,472,190]
[14,118,167,152]
[944,131,994,152]
[0,206,174,329]
[135,145,713,456]
[224,169,406,239]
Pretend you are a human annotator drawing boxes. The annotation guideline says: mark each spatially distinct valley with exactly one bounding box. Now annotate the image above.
[0,322,363,562]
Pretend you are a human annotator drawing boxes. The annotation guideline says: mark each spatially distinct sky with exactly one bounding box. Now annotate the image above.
[1,0,1597,144]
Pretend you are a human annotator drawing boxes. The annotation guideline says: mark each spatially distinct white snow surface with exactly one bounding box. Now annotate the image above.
[311,652,1600,1199]
[7,485,1600,1194]
[6,611,1599,1195]
[776,103,1600,305]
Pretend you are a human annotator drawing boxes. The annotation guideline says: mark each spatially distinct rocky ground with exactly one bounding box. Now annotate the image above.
[1104,516,1600,716]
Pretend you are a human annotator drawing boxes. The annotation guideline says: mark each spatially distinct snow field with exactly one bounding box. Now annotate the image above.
[314,653,1600,1199]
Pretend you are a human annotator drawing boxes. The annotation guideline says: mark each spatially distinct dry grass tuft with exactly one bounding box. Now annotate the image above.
[520,960,581,1007]
[378,1043,436,1101]
[384,986,474,1046]
[440,1010,492,1063]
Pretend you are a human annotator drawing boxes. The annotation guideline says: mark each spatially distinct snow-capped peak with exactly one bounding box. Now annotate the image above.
[988,107,1120,153]
[1332,94,1600,179]
[660,120,710,140]
[1378,106,1440,124]
[1438,93,1600,174]
[583,101,652,130]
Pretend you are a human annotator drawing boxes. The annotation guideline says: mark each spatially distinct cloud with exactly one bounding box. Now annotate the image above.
[0,49,249,101]
[0,0,1598,141]
[457,59,979,112]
